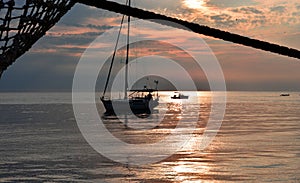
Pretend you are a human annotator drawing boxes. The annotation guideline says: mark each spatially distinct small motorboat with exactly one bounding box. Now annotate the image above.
[280,93,290,96]
[171,92,189,99]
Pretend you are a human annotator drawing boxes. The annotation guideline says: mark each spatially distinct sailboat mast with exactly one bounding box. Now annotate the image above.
[124,0,131,99]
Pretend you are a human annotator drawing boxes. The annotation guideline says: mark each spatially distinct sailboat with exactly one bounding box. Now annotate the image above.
[100,0,159,115]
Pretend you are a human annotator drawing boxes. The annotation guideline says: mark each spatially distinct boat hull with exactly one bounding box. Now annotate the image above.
[171,96,189,99]
[280,93,290,96]
[101,98,159,115]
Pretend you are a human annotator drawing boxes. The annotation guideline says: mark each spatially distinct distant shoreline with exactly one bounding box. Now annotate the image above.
[0,90,299,93]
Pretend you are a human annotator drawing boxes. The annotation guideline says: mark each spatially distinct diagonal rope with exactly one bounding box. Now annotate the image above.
[77,0,300,60]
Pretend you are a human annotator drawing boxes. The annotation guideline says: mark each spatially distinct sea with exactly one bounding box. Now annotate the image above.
[0,91,299,182]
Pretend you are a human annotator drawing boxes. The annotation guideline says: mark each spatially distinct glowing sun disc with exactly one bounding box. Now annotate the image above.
[183,0,206,9]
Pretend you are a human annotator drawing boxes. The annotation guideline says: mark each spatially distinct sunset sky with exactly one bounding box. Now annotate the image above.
[0,0,299,91]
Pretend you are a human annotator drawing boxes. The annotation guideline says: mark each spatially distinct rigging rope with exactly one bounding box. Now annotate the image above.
[77,0,300,60]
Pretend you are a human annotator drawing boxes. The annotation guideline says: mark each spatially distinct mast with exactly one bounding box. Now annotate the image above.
[102,14,126,98]
[124,0,131,99]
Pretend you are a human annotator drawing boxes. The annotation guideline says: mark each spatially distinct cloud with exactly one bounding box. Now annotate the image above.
[206,0,257,8]
[270,6,286,13]
[60,3,117,25]
[157,0,300,36]
[232,7,263,14]
[210,14,237,27]
[33,6,120,58]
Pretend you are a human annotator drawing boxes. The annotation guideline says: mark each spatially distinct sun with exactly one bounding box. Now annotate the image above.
[183,0,206,10]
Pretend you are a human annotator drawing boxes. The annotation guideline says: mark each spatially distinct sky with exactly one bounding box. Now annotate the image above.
[0,0,300,91]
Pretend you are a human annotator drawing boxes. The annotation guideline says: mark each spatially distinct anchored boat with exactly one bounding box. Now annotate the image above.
[100,0,159,115]
[171,92,189,99]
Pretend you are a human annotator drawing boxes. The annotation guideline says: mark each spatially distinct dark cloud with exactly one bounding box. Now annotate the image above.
[248,15,266,25]
[207,0,257,8]
[210,14,236,27]
[251,19,265,25]
[292,5,300,17]
[86,24,114,30]
[235,18,248,23]
[31,32,105,59]
[270,6,286,14]
[132,0,180,10]
[241,7,262,14]
[292,12,300,16]
[231,7,263,14]
[58,22,113,31]
[45,32,102,46]
[60,3,117,25]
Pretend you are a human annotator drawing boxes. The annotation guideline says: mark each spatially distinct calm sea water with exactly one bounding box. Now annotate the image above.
[0,92,299,182]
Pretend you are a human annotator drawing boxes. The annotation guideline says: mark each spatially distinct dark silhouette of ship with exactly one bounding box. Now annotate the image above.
[100,0,159,115]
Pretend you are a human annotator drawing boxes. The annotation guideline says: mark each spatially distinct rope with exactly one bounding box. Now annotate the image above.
[77,0,300,60]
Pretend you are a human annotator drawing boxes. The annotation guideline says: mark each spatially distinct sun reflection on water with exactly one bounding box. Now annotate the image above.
[100,91,218,181]
[145,91,216,182]
[156,153,215,182]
